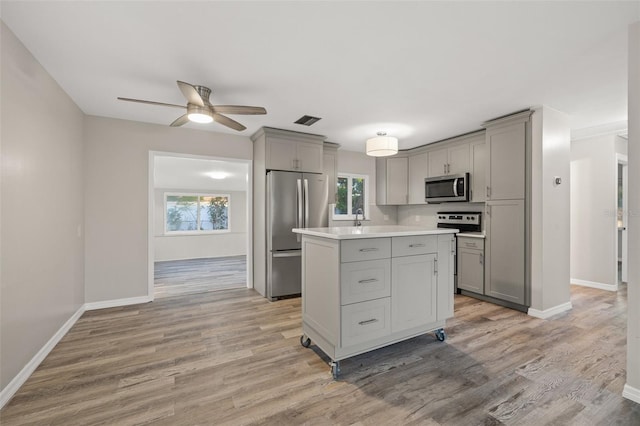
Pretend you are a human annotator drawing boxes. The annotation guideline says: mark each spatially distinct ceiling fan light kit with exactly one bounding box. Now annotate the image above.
[366,132,398,157]
[118,80,266,131]
[187,104,213,123]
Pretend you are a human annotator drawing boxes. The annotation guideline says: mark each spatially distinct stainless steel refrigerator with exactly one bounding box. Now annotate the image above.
[266,171,328,300]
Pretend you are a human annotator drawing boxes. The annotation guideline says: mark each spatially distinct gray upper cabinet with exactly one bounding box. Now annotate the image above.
[376,156,408,205]
[427,144,470,177]
[323,142,339,204]
[470,139,486,203]
[408,152,428,204]
[485,121,526,200]
[258,128,324,173]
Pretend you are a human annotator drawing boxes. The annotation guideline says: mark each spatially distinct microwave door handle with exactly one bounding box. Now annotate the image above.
[453,178,459,197]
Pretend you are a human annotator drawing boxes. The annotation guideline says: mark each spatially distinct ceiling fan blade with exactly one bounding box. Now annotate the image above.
[177,81,205,107]
[117,97,186,110]
[170,114,190,127]
[212,105,267,115]
[213,113,246,131]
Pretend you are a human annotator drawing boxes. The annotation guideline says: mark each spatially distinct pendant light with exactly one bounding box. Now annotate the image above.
[366,132,398,157]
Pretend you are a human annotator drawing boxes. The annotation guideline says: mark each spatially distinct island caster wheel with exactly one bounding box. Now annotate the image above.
[330,361,341,379]
[300,335,311,348]
[435,329,447,342]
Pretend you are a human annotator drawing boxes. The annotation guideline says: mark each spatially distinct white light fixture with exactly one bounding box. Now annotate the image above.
[366,132,398,157]
[187,104,213,124]
[207,171,229,180]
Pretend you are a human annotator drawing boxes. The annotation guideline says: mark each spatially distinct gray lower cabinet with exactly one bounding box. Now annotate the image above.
[457,237,484,294]
[485,199,526,305]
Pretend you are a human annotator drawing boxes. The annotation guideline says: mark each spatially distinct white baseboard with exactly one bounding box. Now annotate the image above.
[84,295,152,311]
[528,301,573,319]
[0,305,86,409]
[571,278,618,292]
[1,295,153,409]
[623,383,640,404]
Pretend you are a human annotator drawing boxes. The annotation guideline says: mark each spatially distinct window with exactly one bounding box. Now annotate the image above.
[333,173,369,220]
[165,193,230,234]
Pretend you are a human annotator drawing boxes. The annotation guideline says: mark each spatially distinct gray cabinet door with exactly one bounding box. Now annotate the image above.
[408,153,428,204]
[385,157,408,205]
[457,248,484,294]
[470,141,486,203]
[486,122,525,200]
[391,254,437,333]
[485,199,525,304]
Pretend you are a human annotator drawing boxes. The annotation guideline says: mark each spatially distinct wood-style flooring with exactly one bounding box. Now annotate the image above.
[154,256,246,298]
[2,284,639,425]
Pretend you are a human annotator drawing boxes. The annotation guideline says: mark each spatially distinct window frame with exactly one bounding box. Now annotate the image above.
[332,173,370,221]
[164,192,231,235]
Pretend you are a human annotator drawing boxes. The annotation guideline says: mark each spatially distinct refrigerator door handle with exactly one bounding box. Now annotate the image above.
[272,250,302,258]
[304,179,309,229]
[296,179,303,242]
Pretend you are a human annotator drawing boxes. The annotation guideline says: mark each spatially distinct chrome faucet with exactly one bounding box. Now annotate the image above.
[354,208,365,227]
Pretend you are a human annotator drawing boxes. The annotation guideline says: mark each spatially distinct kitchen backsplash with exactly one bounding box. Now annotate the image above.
[327,204,398,227]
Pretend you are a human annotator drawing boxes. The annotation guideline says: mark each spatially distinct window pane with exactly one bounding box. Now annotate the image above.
[166,195,198,231]
[352,177,365,213]
[335,177,348,215]
[200,196,229,230]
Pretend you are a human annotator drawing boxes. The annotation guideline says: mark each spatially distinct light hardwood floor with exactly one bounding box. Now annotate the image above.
[1,285,639,425]
[154,256,247,298]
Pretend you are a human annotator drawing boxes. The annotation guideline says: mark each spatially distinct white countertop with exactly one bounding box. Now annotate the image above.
[292,225,458,240]
[457,232,486,239]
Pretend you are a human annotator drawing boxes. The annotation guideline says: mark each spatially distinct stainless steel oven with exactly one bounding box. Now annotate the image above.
[437,211,482,291]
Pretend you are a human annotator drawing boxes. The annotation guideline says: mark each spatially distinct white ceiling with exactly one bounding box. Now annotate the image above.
[154,156,249,191]
[1,1,638,152]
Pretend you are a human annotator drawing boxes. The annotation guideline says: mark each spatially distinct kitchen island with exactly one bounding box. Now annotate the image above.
[292,226,457,378]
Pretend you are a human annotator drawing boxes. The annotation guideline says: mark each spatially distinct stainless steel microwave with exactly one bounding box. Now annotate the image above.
[425,173,469,203]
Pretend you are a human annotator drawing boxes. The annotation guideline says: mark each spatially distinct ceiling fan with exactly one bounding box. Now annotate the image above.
[117,81,266,131]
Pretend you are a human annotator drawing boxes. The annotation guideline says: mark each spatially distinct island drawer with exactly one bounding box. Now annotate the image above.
[341,238,391,263]
[341,297,391,347]
[392,235,437,257]
[340,259,391,305]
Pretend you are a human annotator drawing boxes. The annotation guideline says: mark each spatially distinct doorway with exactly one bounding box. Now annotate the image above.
[148,152,252,299]
[617,154,628,284]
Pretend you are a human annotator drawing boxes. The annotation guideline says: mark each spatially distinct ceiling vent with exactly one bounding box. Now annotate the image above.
[294,115,322,126]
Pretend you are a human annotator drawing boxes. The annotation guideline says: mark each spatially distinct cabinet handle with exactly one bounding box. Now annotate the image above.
[434,258,438,275]
[486,186,491,198]
[465,242,477,248]
[451,239,455,254]
[409,243,425,248]
[486,205,491,216]
[358,318,379,326]
[358,278,379,284]
[359,248,379,252]
[480,253,484,265]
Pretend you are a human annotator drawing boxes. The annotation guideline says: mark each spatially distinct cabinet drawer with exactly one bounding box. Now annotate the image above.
[341,259,391,305]
[341,238,391,263]
[457,237,484,250]
[392,235,437,257]
[341,298,391,347]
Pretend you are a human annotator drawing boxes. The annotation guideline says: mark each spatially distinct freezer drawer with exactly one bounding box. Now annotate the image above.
[268,250,302,300]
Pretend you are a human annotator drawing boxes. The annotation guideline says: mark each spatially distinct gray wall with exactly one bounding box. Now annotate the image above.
[1,22,85,389]
[530,106,571,313]
[626,20,640,401]
[570,134,619,287]
[84,116,252,303]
